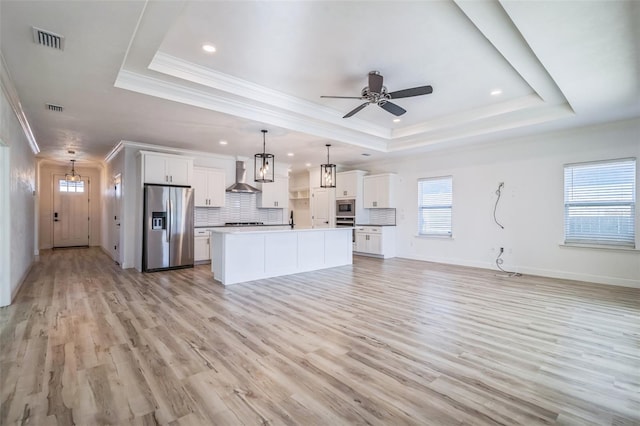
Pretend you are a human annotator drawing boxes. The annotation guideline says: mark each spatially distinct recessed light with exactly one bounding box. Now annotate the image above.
[287,153,294,157]
[393,118,401,123]
[305,163,311,167]
[219,140,228,145]
[490,89,502,96]
[202,44,216,53]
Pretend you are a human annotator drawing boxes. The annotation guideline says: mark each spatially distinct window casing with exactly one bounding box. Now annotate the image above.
[59,179,85,193]
[418,176,452,236]
[564,158,635,247]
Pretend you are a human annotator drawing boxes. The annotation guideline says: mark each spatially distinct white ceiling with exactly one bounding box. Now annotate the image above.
[1,0,638,172]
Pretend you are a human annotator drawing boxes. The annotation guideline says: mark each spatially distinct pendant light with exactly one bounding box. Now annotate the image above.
[65,159,81,182]
[320,144,336,188]
[254,129,274,183]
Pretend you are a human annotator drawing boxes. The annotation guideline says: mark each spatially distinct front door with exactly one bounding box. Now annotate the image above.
[312,188,331,228]
[53,174,89,248]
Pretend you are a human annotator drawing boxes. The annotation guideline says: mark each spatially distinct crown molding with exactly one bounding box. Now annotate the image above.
[104,140,125,164]
[116,140,292,168]
[114,69,389,152]
[393,93,545,139]
[0,53,40,154]
[149,52,391,139]
[122,140,233,160]
[388,103,574,152]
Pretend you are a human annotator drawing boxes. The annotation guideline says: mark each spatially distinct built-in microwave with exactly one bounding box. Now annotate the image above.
[336,199,355,217]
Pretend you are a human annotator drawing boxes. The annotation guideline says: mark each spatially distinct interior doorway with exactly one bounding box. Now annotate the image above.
[312,187,331,228]
[0,146,9,306]
[52,174,89,248]
[112,174,121,263]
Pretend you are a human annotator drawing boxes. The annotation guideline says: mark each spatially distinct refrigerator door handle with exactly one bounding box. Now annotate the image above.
[166,199,171,242]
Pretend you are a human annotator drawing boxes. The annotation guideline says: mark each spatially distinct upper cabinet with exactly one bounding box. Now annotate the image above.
[336,170,367,199]
[142,152,193,186]
[193,167,225,207]
[259,176,289,208]
[363,173,397,208]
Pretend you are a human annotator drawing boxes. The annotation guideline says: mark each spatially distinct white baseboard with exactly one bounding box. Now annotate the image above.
[100,244,114,258]
[397,253,639,288]
[9,258,34,305]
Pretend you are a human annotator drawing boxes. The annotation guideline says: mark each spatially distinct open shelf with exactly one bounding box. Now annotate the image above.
[289,188,310,200]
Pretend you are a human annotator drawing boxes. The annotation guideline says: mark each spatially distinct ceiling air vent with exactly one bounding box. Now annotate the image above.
[32,27,65,51]
[46,103,64,112]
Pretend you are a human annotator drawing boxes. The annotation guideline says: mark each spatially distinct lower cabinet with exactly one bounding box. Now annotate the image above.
[354,226,396,258]
[194,230,211,263]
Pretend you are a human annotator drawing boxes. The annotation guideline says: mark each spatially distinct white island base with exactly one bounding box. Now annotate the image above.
[210,227,353,285]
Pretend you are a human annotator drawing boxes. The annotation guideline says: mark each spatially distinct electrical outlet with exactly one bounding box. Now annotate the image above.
[499,247,504,254]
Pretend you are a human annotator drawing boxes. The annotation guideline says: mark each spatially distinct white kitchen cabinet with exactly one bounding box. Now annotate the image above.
[142,152,193,186]
[363,173,397,208]
[354,226,396,258]
[336,170,367,199]
[193,167,225,207]
[194,229,211,263]
[259,176,288,208]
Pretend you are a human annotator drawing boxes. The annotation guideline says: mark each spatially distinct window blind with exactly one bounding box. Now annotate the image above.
[564,158,635,247]
[418,176,452,236]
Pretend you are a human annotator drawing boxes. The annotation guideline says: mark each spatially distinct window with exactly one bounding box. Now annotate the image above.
[59,179,85,193]
[564,158,635,247]
[418,176,452,236]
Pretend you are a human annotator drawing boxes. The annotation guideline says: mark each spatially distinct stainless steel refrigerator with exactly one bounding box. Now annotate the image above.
[143,184,194,272]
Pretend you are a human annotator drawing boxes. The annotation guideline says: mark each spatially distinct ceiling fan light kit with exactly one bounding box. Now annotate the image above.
[254,129,274,183]
[321,70,433,118]
[320,144,336,188]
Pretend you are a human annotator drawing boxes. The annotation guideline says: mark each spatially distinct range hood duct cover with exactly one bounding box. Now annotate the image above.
[226,161,261,193]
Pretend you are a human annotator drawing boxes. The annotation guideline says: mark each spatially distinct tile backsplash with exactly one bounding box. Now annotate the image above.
[368,208,396,226]
[195,193,284,226]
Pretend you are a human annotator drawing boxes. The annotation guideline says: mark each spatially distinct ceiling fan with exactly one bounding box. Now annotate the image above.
[321,71,433,118]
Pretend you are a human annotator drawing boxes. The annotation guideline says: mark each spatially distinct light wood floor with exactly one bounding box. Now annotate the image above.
[1,248,638,425]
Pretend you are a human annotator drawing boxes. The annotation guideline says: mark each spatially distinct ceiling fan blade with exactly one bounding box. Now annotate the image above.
[379,101,406,116]
[343,102,369,118]
[388,85,433,99]
[321,95,365,99]
[368,72,383,93]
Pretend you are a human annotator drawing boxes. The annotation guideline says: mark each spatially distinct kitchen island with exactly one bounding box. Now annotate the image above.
[210,227,352,285]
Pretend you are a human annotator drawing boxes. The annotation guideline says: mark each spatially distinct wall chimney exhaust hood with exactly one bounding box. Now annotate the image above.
[226,161,261,193]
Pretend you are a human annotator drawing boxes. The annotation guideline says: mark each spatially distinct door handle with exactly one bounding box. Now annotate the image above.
[166,200,171,242]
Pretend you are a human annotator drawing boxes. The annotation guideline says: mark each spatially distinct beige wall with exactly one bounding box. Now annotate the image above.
[1,59,37,307]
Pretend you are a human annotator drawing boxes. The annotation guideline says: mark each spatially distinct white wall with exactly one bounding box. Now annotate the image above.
[0,66,36,306]
[358,118,640,287]
[38,162,103,249]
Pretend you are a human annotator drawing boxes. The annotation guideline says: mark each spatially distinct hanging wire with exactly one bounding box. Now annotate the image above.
[495,249,522,277]
[492,181,521,277]
[493,182,505,229]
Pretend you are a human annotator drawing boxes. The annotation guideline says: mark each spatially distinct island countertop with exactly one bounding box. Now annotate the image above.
[209,226,346,234]
[210,227,352,285]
